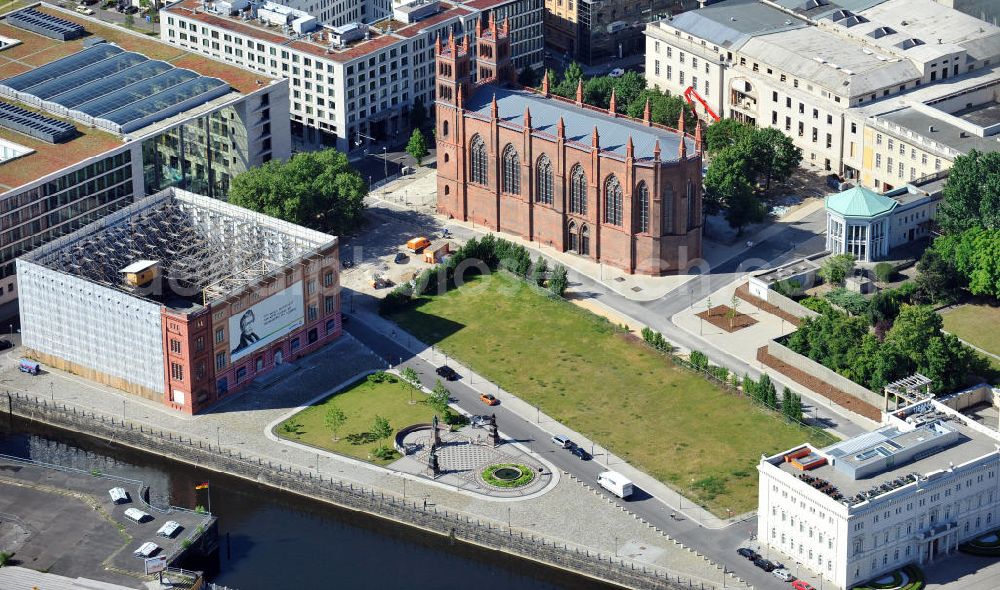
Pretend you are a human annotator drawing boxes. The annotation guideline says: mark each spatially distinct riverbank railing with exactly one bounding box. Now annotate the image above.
[4,390,746,590]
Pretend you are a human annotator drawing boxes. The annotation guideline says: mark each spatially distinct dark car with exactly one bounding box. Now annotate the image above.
[736,547,757,560]
[123,5,138,13]
[753,557,776,572]
[393,252,408,264]
[571,446,591,460]
[0,339,11,351]
[436,365,459,381]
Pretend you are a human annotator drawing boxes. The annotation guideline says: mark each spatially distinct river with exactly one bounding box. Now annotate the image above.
[0,415,616,590]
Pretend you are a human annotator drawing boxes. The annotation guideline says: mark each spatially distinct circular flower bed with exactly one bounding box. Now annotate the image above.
[853,565,924,590]
[481,463,535,488]
[960,528,1000,556]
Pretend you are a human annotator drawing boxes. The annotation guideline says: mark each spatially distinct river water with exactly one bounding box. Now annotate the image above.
[0,416,614,590]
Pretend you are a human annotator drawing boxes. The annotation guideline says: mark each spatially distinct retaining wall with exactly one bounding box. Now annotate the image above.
[765,341,884,409]
[3,391,725,590]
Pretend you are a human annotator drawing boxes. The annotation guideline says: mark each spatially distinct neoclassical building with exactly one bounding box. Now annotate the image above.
[434,17,704,275]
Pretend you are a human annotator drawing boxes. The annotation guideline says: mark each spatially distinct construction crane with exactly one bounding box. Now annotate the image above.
[683,86,720,122]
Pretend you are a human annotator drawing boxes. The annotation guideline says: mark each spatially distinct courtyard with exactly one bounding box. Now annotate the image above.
[387,271,834,514]
[941,304,1000,369]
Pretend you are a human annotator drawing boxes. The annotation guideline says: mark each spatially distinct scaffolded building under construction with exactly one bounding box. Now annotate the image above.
[17,187,341,414]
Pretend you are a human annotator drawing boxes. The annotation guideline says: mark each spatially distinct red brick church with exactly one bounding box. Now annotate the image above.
[434,16,704,275]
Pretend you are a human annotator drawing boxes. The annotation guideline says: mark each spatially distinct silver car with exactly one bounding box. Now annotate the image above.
[773,568,795,582]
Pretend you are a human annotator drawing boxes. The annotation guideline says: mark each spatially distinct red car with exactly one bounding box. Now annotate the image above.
[792,581,815,590]
[480,393,499,406]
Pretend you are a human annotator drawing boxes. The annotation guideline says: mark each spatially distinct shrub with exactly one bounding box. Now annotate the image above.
[824,288,870,316]
[367,370,395,385]
[181,539,193,549]
[379,284,414,314]
[689,350,709,371]
[641,327,674,353]
[873,262,895,283]
[707,365,730,382]
[0,551,11,567]
[799,296,834,315]
[372,446,398,461]
[548,264,569,296]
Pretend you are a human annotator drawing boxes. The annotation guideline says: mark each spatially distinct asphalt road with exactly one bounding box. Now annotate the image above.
[344,316,793,590]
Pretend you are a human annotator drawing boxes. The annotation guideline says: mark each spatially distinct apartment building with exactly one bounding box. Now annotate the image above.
[644,0,1000,187]
[759,396,1000,589]
[572,0,675,65]
[162,0,541,151]
[0,5,289,312]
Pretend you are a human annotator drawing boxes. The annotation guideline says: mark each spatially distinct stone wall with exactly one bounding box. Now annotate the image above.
[766,340,885,410]
[5,392,714,590]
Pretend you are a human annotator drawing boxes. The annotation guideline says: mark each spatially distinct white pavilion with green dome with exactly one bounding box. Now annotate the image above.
[824,186,898,262]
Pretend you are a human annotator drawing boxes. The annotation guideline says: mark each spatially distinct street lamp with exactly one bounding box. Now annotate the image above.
[216,425,221,448]
[383,146,388,181]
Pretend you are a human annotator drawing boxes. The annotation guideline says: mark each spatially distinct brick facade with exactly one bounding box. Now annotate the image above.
[435,17,703,275]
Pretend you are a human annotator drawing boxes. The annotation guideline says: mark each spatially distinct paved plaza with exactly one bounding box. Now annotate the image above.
[0,336,739,587]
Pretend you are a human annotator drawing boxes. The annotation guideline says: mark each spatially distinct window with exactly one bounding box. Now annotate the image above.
[170,363,184,381]
[170,339,182,354]
[325,295,336,314]
[535,155,553,204]
[470,134,487,184]
[876,154,882,169]
[603,175,623,226]
[569,165,587,214]
[324,270,335,287]
[654,60,660,76]
[215,327,225,343]
[307,304,318,321]
[636,181,649,233]
[215,352,226,370]
[679,71,684,85]
[687,181,697,229]
[291,337,301,352]
[662,183,674,232]
[307,279,316,295]
[666,65,672,80]
[502,144,520,194]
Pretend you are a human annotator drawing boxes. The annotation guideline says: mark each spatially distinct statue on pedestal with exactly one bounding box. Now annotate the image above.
[431,414,441,447]
[427,445,440,478]
[487,413,500,448]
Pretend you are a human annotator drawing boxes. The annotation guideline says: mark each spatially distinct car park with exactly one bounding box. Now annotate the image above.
[480,393,498,406]
[571,446,591,460]
[436,365,459,381]
[753,557,776,572]
[551,434,572,448]
[736,547,757,560]
[773,568,794,582]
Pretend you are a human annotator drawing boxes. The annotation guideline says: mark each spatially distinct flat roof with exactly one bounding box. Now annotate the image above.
[753,257,819,284]
[164,0,472,63]
[0,5,272,93]
[880,105,1000,154]
[860,0,1000,62]
[0,98,123,192]
[655,0,807,51]
[463,85,695,161]
[775,409,999,501]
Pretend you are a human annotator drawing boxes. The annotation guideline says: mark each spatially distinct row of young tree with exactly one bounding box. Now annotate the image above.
[532,63,699,130]
[702,119,803,233]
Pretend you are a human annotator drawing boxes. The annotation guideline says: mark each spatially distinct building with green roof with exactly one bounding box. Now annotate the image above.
[824,176,944,262]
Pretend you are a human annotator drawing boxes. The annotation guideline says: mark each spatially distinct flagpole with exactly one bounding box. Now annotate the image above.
[207,480,212,515]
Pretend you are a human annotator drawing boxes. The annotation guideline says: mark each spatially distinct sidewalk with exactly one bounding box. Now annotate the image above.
[351,295,734,529]
[670,277,879,437]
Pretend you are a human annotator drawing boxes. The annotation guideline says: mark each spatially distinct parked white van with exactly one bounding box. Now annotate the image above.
[597,471,633,499]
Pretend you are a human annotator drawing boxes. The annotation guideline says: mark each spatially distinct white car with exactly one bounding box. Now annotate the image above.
[609,68,625,78]
[75,4,95,13]
[773,568,795,582]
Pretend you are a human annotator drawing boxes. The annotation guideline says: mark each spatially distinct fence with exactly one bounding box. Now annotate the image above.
[4,391,729,590]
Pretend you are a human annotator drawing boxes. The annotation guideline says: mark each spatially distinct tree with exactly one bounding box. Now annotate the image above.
[612,71,646,109]
[819,254,856,286]
[749,128,801,190]
[553,62,584,97]
[624,89,695,129]
[758,373,778,409]
[548,264,569,296]
[936,150,1000,234]
[530,256,549,287]
[370,415,393,451]
[409,99,427,129]
[400,367,420,389]
[517,65,539,87]
[915,247,961,304]
[884,305,944,366]
[405,128,429,164]
[228,149,367,233]
[324,405,347,441]
[742,374,757,399]
[704,148,763,233]
[782,387,802,421]
[933,228,1000,299]
[428,380,450,414]
[583,76,616,108]
[704,119,752,154]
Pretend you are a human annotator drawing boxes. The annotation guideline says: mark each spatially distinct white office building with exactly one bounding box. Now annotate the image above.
[162,0,541,150]
[759,396,1000,589]
[644,0,1000,187]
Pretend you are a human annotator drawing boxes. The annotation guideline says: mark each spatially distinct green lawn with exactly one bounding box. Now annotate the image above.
[389,272,835,514]
[941,304,1000,358]
[275,375,435,465]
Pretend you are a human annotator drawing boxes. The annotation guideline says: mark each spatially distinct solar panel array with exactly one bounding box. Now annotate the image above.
[0,102,77,143]
[0,46,232,135]
[7,8,84,41]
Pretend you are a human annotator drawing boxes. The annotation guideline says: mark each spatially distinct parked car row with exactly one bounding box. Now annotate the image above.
[550,435,592,460]
[735,547,815,588]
